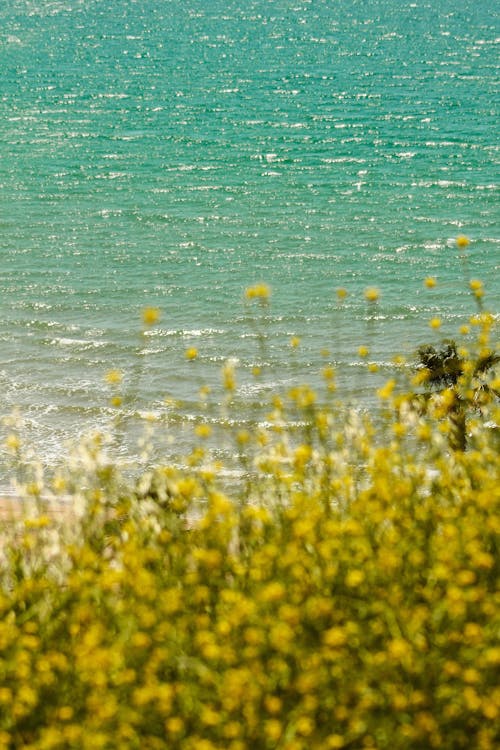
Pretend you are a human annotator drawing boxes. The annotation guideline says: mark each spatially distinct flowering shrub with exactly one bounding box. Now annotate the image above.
[0,293,498,749]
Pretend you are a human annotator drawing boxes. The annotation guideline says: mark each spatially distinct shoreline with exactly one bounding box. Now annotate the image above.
[0,494,74,521]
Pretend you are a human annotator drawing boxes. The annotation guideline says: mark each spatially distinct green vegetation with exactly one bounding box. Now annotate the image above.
[414,339,500,451]
[0,260,499,749]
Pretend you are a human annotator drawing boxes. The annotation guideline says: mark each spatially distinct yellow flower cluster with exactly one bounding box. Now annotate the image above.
[0,291,498,750]
[364,287,380,303]
[244,283,271,301]
[141,307,161,326]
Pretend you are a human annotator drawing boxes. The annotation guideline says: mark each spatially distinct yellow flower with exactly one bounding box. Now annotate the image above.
[296,716,315,736]
[245,283,271,301]
[336,287,348,300]
[52,475,67,493]
[294,444,312,467]
[463,667,480,684]
[264,696,282,714]
[377,379,395,401]
[482,700,499,720]
[358,345,369,358]
[58,706,74,721]
[327,735,346,749]
[200,706,220,726]
[463,687,481,711]
[392,421,406,438]
[195,424,212,439]
[141,306,161,326]
[185,346,198,360]
[417,424,432,442]
[322,365,335,381]
[0,689,12,706]
[289,384,316,408]
[364,287,380,302]
[290,335,301,348]
[222,359,237,391]
[429,317,442,329]
[4,434,20,452]
[345,569,365,587]
[260,581,286,603]
[388,638,411,660]
[105,369,123,385]
[166,717,184,735]
[424,276,437,288]
[264,719,282,741]
[323,627,347,647]
[456,235,470,248]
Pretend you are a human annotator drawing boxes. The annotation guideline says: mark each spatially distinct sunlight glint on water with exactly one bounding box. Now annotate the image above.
[0,0,498,466]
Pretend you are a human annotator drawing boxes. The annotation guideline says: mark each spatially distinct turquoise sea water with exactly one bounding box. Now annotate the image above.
[1,0,498,468]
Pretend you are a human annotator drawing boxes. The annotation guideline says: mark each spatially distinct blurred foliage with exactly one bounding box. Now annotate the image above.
[0,295,498,750]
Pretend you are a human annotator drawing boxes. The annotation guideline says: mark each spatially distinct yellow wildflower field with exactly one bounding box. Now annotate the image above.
[0,293,498,750]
